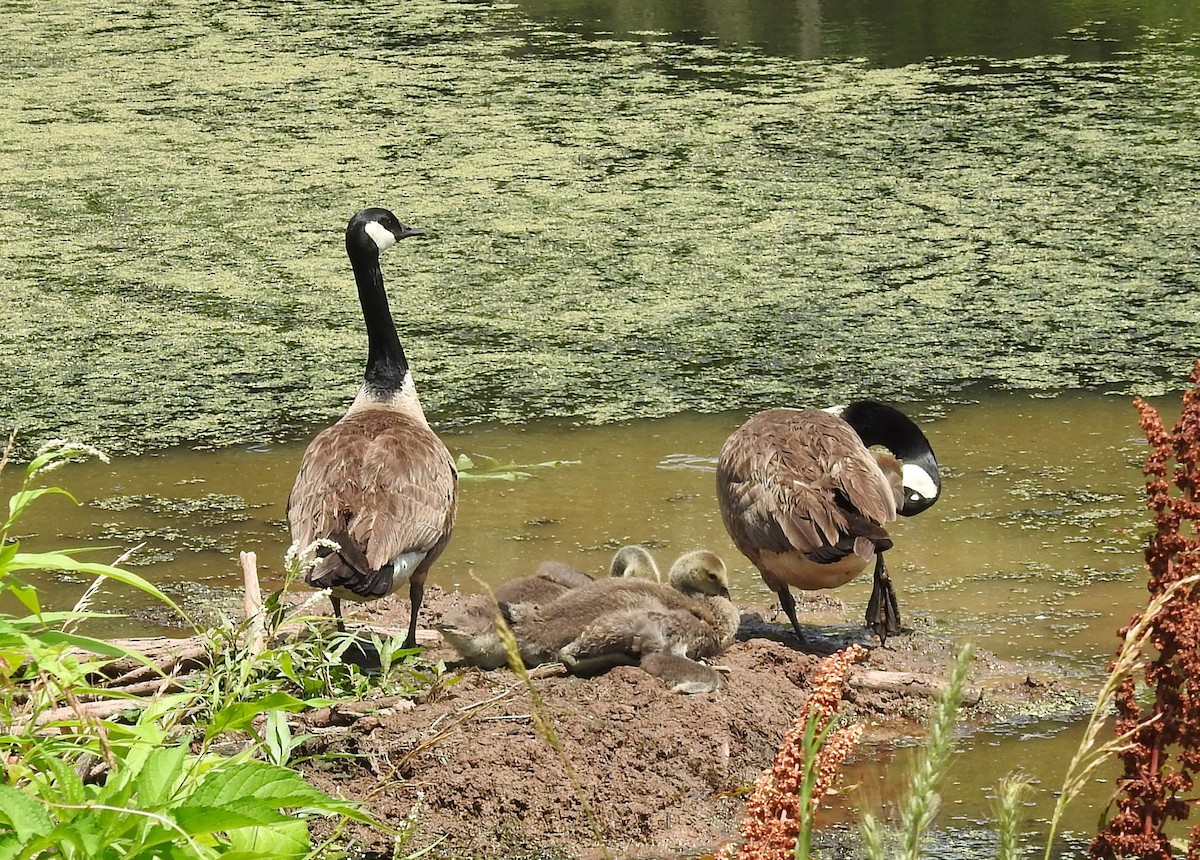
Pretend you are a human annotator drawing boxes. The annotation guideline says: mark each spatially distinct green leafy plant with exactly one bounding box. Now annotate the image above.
[0,437,398,858]
[1,440,192,689]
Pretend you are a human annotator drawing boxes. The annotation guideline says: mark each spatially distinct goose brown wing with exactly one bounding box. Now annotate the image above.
[288,409,458,574]
[717,408,897,559]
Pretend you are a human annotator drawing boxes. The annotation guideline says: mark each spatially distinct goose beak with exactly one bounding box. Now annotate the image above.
[397,224,425,240]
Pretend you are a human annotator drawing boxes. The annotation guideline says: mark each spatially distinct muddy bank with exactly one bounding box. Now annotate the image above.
[297,586,1096,859]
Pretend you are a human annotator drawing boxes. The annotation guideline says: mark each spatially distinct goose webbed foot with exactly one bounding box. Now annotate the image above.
[865,554,901,645]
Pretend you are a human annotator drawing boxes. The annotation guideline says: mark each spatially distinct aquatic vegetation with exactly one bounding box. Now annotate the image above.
[3,2,1200,454]
[1089,363,1200,859]
[456,452,580,482]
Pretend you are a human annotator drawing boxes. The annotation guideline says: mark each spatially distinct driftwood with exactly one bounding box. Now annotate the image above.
[850,668,983,706]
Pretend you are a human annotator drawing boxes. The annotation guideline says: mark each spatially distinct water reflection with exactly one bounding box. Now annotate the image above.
[513,0,1200,64]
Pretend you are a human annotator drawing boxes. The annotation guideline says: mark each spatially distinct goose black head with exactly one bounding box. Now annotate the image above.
[827,399,942,516]
[347,207,424,255]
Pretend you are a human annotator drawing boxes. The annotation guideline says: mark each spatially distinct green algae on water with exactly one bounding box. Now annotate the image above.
[2,0,1199,454]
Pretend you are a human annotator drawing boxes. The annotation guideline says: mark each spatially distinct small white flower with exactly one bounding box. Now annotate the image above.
[32,439,111,474]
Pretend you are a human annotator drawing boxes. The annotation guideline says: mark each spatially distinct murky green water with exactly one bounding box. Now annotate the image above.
[3,0,1199,851]
[2,0,1199,456]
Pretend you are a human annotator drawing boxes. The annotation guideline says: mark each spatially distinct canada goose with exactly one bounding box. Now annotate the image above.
[514,549,740,670]
[288,208,458,650]
[716,400,940,646]
[436,545,659,669]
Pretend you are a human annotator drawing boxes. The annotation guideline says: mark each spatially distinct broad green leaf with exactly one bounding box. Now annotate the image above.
[0,785,53,842]
[0,541,17,571]
[133,746,188,810]
[0,833,23,860]
[10,552,190,624]
[8,584,39,618]
[31,751,87,806]
[32,629,147,661]
[191,761,344,811]
[172,803,289,833]
[8,610,125,626]
[206,692,308,738]
[28,819,106,860]
[225,818,311,859]
[0,648,24,680]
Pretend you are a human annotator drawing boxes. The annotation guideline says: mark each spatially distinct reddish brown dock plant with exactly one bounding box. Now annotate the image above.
[721,644,866,860]
[1090,362,1200,860]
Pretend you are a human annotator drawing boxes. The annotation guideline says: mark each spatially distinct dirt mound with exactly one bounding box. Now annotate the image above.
[297,587,1092,859]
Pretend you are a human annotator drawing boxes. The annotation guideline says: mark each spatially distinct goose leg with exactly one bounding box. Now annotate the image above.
[331,596,346,633]
[560,650,639,677]
[639,652,724,694]
[865,553,901,645]
[775,585,809,645]
[403,574,425,650]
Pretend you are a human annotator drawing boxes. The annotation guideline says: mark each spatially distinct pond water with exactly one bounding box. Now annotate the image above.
[2,0,1199,456]
[3,0,1200,853]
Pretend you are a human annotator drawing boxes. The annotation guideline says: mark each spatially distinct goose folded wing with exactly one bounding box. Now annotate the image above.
[349,425,458,573]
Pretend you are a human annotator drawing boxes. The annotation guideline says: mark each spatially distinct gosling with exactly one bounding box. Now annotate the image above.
[512,550,740,675]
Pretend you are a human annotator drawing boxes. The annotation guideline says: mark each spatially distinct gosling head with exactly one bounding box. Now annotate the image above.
[667,550,730,600]
[609,545,661,582]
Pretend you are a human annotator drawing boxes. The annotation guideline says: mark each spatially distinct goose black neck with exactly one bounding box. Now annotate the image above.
[840,400,936,466]
[347,230,409,393]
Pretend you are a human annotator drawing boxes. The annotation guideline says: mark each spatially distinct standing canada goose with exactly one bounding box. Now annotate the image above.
[716,400,940,646]
[288,208,458,650]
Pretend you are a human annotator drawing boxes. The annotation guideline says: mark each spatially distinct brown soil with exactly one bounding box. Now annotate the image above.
[295,586,1095,860]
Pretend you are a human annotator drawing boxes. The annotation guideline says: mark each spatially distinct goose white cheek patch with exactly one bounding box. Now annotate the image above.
[364,221,397,251]
[902,463,939,502]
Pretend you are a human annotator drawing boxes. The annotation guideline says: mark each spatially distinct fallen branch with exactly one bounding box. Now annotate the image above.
[850,668,983,705]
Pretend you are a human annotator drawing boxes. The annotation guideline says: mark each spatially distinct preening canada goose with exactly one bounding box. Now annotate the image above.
[288,208,458,650]
[716,400,940,646]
